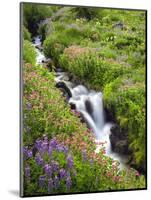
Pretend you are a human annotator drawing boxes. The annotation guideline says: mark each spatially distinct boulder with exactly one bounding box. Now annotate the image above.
[70,102,76,110]
[55,82,72,100]
[110,125,129,155]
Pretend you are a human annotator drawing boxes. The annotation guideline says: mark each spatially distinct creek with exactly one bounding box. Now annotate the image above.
[33,35,128,170]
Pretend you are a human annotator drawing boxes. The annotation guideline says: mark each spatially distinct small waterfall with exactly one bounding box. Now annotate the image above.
[33,36,46,64]
[55,71,112,150]
[32,35,127,169]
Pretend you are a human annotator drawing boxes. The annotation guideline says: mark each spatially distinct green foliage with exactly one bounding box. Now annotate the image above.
[23,40,36,65]
[23,63,145,196]
[23,26,31,41]
[22,5,146,195]
[43,7,146,170]
[74,7,105,20]
[23,63,89,145]
[23,3,53,35]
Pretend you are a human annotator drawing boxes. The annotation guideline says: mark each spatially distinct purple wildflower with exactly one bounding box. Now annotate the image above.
[67,155,74,169]
[90,159,94,166]
[59,168,66,179]
[27,150,33,158]
[25,166,30,177]
[35,139,42,151]
[63,146,68,155]
[48,145,53,156]
[49,138,57,149]
[44,164,52,177]
[73,169,77,176]
[26,102,32,110]
[35,153,44,166]
[48,178,53,193]
[23,147,28,159]
[56,144,64,152]
[66,176,72,190]
[39,175,46,188]
[53,175,59,189]
[23,147,32,159]
[40,140,48,153]
[51,160,59,172]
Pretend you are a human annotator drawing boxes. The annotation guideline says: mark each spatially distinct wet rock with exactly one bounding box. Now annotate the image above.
[104,107,116,123]
[35,45,43,51]
[56,82,72,100]
[55,68,64,73]
[85,99,93,116]
[113,22,125,30]
[110,125,129,155]
[70,103,76,110]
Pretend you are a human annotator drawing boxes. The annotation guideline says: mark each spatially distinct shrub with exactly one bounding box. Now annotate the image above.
[23,40,36,65]
[23,26,31,41]
[23,3,54,35]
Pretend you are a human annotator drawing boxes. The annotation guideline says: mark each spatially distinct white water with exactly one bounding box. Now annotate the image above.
[33,35,127,169]
[55,71,127,169]
[33,36,46,64]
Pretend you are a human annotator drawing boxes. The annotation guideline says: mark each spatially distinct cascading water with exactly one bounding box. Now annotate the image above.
[55,70,127,169]
[33,35,127,170]
[33,36,46,64]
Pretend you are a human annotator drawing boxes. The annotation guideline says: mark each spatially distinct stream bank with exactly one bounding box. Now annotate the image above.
[32,35,132,170]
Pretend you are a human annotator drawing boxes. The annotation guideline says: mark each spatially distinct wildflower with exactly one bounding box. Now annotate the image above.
[49,138,57,149]
[51,160,59,172]
[27,150,33,158]
[48,146,53,156]
[25,166,30,177]
[66,176,72,190]
[56,144,64,152]
[63,146,68,155]
[23,147,28,159]
[35,153,44,166]
[35,139,42,151]
[26,102,32,110]
[59,168,66,179]
[67,155,74,169]
[90,159,94,166]
[41,140,48,153]
[39,175,46,188]
[135,171,141,177]
[44,164,52,176]
[48,178,53,193]
[53,175,59,189]
[73,169,77,176]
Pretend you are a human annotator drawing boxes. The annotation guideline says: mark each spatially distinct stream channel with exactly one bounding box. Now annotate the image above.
[33,35,128,170]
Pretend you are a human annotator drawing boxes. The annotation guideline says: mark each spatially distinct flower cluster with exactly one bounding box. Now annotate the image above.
[24,137,75,193]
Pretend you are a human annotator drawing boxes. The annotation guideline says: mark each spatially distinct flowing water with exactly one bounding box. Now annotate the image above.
[33,35,127,169]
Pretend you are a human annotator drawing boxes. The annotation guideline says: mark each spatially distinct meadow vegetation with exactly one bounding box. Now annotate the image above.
[22,4,146,196]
